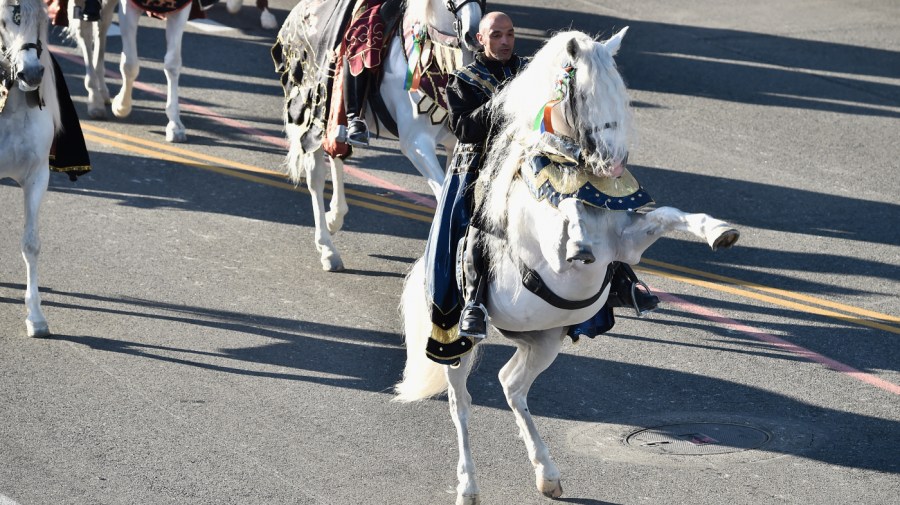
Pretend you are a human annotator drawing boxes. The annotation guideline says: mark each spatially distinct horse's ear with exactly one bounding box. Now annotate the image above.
[566,37,580,60]
[603,26,629,56]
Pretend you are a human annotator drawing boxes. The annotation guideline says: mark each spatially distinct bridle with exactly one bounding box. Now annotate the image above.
[1,0,44,107]
[443,0,486,47]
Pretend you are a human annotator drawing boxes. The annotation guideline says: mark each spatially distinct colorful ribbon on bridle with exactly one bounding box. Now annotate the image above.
[532,63,576,133]
[404,23,427,91]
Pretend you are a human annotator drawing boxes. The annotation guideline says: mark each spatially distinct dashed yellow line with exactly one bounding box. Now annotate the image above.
[82,122,900,335]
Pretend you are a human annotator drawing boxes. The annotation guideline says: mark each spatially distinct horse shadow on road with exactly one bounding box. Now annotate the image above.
[4,283,895,475]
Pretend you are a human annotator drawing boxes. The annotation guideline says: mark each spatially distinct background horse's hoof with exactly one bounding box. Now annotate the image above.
[111,96,132,118]
[711,228,740,250]
[87,107,107,120]
[321,254,345,272]
[225,0,242,14]
[456,494,479,505]
[26,321,50,338]
[166,124,188,143]
[260,9,278,30]
[538,477,563,499]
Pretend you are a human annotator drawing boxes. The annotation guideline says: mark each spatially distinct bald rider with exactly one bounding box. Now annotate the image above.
[423,13,658,366]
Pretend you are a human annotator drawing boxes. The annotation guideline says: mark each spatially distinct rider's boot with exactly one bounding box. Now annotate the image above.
[606,262,659,316]
[458,227,489,340]
[345,70,370,146]
[79,0,102,22]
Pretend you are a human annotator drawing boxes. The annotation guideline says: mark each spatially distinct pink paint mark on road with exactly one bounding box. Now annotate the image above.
[655,289,900,396]
[51,47,438,208]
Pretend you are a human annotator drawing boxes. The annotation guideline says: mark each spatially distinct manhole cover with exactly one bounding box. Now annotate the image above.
[626,422,771,455]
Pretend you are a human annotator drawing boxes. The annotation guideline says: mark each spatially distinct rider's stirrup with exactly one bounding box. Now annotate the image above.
[346,119,369,146]
[458,302,488,340]
[630,280,659,317]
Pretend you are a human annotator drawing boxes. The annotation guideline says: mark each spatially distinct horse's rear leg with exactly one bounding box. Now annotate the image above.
[162,8,190,142]
[446,354,480,505]
[326,157,348,234]
[21,168,50,337]
[498,329,566,499]
[618,206,740,264]
[111,2,139,119]
[304,151,343,271]
[73,19,106,118]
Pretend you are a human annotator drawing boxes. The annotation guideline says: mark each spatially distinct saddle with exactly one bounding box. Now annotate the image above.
[272,0,403,159]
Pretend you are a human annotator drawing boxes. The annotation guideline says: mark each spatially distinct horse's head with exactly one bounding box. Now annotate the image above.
[500,29,633,178]
[443,0,484,53]
[408,0,483,55]
[0,0,47,92]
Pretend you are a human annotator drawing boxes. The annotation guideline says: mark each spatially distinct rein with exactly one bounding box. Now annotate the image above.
[520,262,613,310]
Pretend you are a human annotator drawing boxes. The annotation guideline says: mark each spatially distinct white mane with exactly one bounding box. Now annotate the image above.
[479,29,633,272]
[404,0,435,25]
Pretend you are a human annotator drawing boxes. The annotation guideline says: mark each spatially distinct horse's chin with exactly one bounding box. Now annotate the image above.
[18,81,41,93]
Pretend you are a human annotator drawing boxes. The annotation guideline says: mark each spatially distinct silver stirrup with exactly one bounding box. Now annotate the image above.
[631,280,657,317]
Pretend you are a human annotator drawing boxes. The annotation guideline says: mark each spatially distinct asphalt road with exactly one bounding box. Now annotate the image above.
[1,0,898,504]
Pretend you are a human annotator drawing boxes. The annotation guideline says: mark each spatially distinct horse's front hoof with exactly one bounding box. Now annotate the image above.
[27,321,50,338]
[537,477,563,499]
[711,228,740,250]
[166,125,187,143]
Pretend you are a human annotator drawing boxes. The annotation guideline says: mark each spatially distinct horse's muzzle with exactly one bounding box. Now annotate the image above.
[16,64,44,92]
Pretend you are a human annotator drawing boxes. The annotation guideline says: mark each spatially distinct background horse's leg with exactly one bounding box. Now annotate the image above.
[21,166,50,337]
[162,8,190,142]
[71,13,104,118]
[305,150,343,271]
[326,156,348,234]
[111,1,140,119]
[256,0,277,30]
[498,329,566,499]
[397,127,445,198]
[446,354,480,505]
[95,1,118,105]
[618,206,740,264]
[225,0,242,14]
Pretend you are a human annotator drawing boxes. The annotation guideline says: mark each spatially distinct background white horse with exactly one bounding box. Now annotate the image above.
[395,29,740,504]
[69,0,191,142]
[278,0,484,271]
[0,0,61,336]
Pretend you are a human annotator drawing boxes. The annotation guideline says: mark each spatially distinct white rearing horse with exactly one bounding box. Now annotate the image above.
[0,0,61,337]
[69,0,191,142]
[277,0,483,271]
[395,29,741,504]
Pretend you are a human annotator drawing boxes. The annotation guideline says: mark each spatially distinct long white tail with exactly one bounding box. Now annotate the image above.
[284,124,315,185]
[393,259,449,402]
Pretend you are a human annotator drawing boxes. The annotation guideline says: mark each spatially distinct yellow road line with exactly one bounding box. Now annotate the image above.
[82,132,432,222]
[82,124,900,335]
[82,124,436,216]
[636,266,900,335]
[640,258,900,324]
